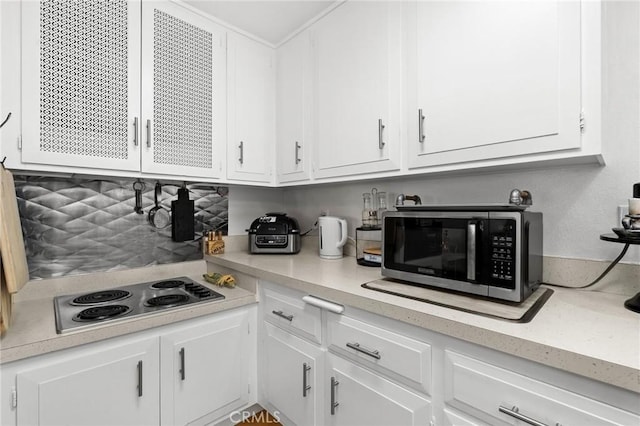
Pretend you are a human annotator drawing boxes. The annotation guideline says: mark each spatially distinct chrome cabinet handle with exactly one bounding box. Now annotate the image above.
[295,141,301,165]
[302,363,311,397]
[179,347,185,381]
[137,360,143,397]
[330,376,339,415]
[378,119,385,149]
[499,405,549,426]
[418,109,425,143]
[272,310,293,322]
[346,342,381,360]
[146,119,152,148]
[133,117,139,146]
[239,141,244,164]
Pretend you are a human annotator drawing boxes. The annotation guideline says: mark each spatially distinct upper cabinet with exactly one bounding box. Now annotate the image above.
[309,1,402,179]
[226,33,275,184]
[21,0,142,172]
[140,1,226,178]
[276,34,312,184]
[406,0,596,169]
[20,0,225,179]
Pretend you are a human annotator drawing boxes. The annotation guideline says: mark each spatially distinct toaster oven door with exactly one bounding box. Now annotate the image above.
[382,212,489,285]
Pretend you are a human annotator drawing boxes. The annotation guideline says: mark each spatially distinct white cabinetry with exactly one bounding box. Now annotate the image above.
[407,0,597,169]
[310,1,402,179]
[15,336,160,426]
[326,354,431,426]
[21,0,142,172]
[20,0,226,179]
[160,309,252,426]
[443,350,639,426]
[276,34,312,183]
[227,33,275,183]
[264,322,323,426]
[259,283,324,425]
[141,1,226,178]
[1,307,256,426]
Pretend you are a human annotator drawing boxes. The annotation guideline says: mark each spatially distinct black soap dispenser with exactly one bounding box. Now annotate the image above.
[171,185,194,242]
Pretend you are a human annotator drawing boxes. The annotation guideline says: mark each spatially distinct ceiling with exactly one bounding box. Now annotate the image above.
[183,1,337,45]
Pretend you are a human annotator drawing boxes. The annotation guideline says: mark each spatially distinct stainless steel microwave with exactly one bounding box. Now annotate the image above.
[381,206,542,302]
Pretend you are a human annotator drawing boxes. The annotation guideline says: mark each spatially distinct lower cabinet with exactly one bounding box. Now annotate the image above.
[443,350,640,426]
[160,309,253,426]
[1,307,255,426]
[258,282,640,426]
[16,337,160,426]
[325,354,431,426]
[263,322,323,426]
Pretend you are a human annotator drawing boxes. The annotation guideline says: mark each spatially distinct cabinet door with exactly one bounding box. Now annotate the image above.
[325,354,431,426]
[16,337,159,426]
[263,323,323,426]
[141,1,226,178]
[160,309,252,426]
[227,33,275,183]
[21,0,141,171]
[311,1,401,179]
[408,0,582,168]
[276,34,311,184]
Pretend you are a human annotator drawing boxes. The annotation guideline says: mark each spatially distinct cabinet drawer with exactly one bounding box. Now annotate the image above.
[262,286,322,343]
[326,312,431,395]
[444,350,639,426]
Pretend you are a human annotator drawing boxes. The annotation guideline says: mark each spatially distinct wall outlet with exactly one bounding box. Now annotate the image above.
[618,205,629,225]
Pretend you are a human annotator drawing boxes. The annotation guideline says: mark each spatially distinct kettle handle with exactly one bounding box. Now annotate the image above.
[337,219,348,248]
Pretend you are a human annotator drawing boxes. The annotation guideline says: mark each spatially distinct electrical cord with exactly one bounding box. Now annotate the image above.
[543,243,630,289]
[300,220,318,236]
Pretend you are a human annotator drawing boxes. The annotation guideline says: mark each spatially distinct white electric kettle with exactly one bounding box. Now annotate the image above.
[318,216,348,259]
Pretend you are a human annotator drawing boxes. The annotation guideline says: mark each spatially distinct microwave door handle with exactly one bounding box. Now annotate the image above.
[467,221,477,281]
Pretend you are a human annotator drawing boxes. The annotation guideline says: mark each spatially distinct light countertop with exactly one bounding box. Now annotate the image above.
[0,261,257,364]
[2,243,639,395]
[205,242,640,394]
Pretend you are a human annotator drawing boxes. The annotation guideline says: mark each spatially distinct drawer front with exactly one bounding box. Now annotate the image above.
[263,286,322,343]
[444,350,639,426]
[326,312,431,395]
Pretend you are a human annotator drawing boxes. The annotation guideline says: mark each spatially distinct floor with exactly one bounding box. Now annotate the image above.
[235,409,282,426]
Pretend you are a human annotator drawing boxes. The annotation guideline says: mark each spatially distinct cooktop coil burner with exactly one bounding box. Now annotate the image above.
[71,289,131,305]
[145,294,190,307]
[150,279,185,289]
[73,305,131,322]
[54,276,226,334]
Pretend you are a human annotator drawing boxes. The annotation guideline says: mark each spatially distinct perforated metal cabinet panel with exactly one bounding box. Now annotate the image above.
[21,0,141,171]
[141,2,225,178]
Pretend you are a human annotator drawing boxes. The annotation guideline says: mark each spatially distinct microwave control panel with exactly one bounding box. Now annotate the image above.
[489,219,516,288]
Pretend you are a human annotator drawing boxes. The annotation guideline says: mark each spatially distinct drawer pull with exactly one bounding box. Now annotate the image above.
[330,376,339,415]
[302,363,311,397]
[499,405,548,426]
[272,310,293,322]
[302,295,344,314]
[346,342,381,360]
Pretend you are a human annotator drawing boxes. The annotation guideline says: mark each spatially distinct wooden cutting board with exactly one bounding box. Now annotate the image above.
[0,166,29,294]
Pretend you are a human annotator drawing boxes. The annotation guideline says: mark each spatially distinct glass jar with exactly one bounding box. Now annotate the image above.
[376,191,387,226]
[362,192,375,228]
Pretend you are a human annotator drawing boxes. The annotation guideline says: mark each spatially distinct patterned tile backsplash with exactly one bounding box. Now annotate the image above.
[14,176,228,280]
